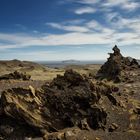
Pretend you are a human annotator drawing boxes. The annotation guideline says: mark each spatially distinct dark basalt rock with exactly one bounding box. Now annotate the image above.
[42,70,107,130]
[96,45,139,82]
[0,71,31,81]
[0,70,110,137]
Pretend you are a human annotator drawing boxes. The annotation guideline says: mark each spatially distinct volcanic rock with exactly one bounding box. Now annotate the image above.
[0,71,31,81]
[0,69,110,136]
[0,88,51,131]
[42,69,107,130]
[96,45,139,82]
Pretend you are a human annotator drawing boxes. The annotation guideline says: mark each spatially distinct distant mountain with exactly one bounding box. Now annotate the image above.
[62,60,80,63]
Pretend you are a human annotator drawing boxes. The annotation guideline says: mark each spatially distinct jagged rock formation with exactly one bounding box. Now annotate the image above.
[0,71,31,80]
[96,45,139,82]
[42,69,107,130]
[0,69,122,139]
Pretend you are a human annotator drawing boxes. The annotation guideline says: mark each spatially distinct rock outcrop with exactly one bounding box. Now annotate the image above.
[96,45,139,82]
[0,69,115,138]
[42,69,107,130]
[0,71,31,80]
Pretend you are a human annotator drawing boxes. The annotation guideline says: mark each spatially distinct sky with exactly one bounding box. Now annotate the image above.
[0,0,140,61]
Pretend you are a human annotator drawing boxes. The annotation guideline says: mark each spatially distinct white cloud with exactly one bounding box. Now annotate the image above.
[75,0,100,5]
[46,13,140,45]
[105,12,119,21]
[103,0,128,7]
[46,22,90,33]
[113,32,140,45]
[0,32,112,50]
[129,22,140,32]
[86,20,104,31]
[41,32,112,45]
[122,2,140,10]
[63,19,86,25]
[74,7,96,14]
[105,12,140,33]
[102,0,140,11]
[0,33,36,44]
[73,0,140,14]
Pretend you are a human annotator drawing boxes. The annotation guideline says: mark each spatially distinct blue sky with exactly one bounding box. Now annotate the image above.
[0,0,140,61]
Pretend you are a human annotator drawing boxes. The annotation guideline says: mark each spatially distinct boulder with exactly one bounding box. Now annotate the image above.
[0,71,31,80]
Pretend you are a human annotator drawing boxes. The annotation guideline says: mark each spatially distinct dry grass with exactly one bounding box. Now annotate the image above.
[0,64,101,81]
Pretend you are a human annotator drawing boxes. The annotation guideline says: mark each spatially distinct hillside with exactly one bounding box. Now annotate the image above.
[0,59,46,73]
[0,59,67,81]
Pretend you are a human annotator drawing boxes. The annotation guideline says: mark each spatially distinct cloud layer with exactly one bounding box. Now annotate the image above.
[0,15,140,50]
